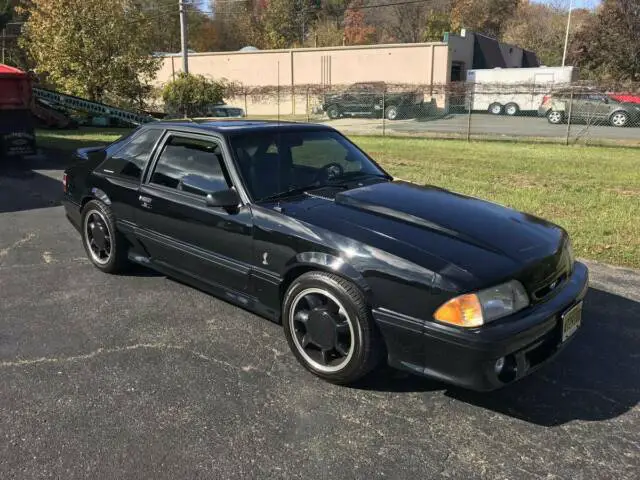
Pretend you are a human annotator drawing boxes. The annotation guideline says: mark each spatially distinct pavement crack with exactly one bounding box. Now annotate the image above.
[0,233,36,259]
[0,343,215,369]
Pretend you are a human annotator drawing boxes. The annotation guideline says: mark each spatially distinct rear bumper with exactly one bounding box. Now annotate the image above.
[373,261,589,391]
[62,197,82,232]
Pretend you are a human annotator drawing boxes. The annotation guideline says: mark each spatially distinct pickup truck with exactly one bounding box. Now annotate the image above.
[322,82,423,120]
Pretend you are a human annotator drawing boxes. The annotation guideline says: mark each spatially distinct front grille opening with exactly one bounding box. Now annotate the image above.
[534,272,567,301]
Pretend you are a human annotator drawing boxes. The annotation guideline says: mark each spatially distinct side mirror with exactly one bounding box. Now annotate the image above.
[205,188,240,209]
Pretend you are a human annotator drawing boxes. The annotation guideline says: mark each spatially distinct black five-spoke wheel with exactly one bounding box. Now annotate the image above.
[84,210,112,265]
[81,200,129,273]
[283,271,383,384]
[290,288,355,372]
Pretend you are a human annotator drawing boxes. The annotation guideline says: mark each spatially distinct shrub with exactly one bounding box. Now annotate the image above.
[161,73,226,117]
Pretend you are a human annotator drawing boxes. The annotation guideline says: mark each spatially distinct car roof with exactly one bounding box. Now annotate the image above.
[146,120,334,135]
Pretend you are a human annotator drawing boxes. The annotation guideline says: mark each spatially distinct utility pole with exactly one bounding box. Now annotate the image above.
[1,28,5,65]
[562,0,573,67]
[179,0,189,74]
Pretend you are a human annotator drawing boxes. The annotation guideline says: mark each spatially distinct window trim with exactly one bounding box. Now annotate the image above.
[143,130,248,205]
[96,127,165,182]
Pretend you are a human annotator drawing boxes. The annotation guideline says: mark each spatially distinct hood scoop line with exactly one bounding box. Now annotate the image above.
[335,193,504,255]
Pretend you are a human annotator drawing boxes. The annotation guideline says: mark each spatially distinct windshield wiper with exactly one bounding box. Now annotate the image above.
[258,183,325,202]
[327,171,389,185]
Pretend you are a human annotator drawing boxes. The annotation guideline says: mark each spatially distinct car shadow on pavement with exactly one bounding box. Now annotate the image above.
[447,287,639,426]
[0,156,63,214]
[357,287,639,426]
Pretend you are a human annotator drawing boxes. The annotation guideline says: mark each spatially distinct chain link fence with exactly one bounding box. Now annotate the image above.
[216,81,640,147]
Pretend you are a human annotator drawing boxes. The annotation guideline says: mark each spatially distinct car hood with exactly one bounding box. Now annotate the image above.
[281,181,567,289]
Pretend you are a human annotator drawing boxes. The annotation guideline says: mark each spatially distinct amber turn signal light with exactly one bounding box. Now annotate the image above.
[434,293,483,328]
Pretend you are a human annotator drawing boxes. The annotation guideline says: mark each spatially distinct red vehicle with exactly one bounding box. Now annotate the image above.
[609,93,640,104]
[0,64,36,159]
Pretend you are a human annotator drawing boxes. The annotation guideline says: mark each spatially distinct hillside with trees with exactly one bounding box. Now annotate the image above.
[3,0,638,107]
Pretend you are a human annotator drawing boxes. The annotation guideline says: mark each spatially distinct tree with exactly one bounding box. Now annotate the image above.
[262,0,300,48]
[423,9,453,42]
[451,0,520,38]
[344,0,375,45]
[161,72,226,116]
[570,0,640,82]
[19,0,160,107]
[306,18,344,47]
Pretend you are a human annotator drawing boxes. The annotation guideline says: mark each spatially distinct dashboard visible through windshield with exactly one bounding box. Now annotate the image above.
[229,130,389,201]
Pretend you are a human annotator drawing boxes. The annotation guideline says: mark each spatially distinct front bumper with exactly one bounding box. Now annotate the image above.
[373,261,589,391]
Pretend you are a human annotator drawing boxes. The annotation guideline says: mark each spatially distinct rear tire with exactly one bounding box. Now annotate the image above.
[488,103,503,115]
[282,271,383,385]
[81,200,130,274]
[547,110,564,124]
[504,103,519,116]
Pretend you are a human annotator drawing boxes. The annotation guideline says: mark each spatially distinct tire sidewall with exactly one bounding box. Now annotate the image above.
[548,110,563,124]
[282,273,369,383]
[327,105,340,119]
[385,105,399,120]
[489,103,502,115]
[610,111,628,127]
[505,103,519,116]
[81,200,121,273]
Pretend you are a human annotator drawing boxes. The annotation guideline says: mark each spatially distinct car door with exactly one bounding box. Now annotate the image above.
[134,132,253,293]
[92,128,164,232]
[579,93,610,124]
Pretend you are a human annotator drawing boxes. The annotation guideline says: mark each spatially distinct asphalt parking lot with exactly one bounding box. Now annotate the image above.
[323,114,640,143]
[1,154,639,479]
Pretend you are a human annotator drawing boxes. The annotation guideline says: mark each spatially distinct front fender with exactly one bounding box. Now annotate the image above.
[285,252,372,301]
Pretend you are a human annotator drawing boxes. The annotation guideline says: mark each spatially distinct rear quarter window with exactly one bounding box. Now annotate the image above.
[98,129,163,180]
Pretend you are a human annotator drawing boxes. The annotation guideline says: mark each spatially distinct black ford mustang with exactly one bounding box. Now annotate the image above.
[62,121,589,390]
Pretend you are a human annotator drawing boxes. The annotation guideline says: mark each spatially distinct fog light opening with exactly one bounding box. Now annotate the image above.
[497,355,517,383]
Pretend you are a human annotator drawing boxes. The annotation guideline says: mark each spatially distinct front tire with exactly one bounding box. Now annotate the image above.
[282,271,383,384]
[326,105,341,120]
[547,110,564,124]
[81,200,129,273]
[384,105,399,120]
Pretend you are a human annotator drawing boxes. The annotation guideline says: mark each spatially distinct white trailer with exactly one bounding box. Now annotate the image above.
[466,66,579,115]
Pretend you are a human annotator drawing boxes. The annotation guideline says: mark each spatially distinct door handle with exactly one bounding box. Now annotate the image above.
[139,195,152,209]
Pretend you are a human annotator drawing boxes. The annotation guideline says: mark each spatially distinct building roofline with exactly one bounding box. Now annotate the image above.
[157,41,448,58]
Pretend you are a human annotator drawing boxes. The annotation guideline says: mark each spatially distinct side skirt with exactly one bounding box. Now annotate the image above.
[126,252,281,323]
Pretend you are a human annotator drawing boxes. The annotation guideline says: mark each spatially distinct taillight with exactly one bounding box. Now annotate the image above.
[62,173,68,193]
[542,95,550,105]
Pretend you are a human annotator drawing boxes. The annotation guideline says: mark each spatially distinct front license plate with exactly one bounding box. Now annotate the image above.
[561,302,583,342]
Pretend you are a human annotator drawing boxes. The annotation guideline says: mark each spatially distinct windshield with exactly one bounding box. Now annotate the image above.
[229,129,389,201]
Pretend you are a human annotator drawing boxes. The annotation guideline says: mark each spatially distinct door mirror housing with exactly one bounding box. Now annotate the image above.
[205,188,240,208]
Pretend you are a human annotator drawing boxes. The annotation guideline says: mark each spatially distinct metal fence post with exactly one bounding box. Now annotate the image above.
[306,88,310,123]
[466,87,473,142]
[565,90,574,146]
[382,89,386,137]
[244,91,248,118]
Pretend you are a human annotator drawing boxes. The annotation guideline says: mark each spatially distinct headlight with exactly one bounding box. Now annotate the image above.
[434,280,529,328]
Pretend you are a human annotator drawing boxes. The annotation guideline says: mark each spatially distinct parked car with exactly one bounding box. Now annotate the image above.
[609,93,640,104]
[62,121,588,391]
[204,104,245,118]
[322,82,423,120]
[539,88,640,127]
